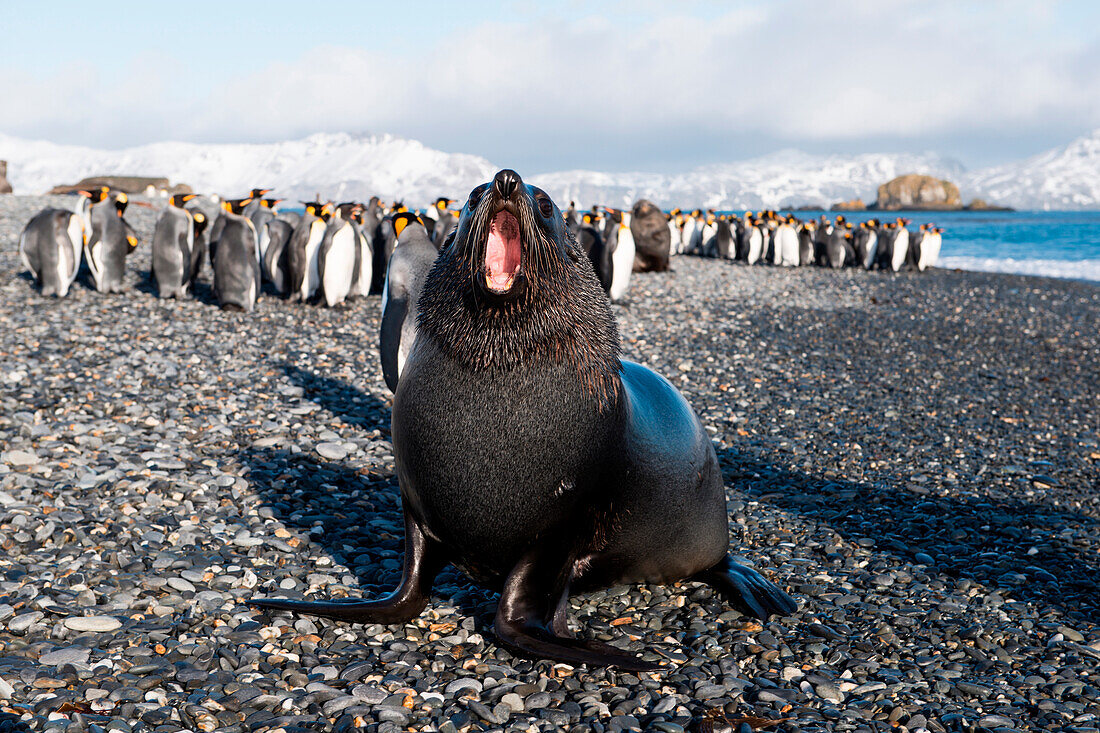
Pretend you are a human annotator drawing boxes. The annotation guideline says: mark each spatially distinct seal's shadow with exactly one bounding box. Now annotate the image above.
[241,365,498,624]
[717,446,1100,625]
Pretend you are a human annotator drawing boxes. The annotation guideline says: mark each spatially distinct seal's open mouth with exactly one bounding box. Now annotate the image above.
[485,210,521,293]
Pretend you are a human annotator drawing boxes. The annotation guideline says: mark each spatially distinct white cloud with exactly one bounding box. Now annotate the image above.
[1,0,1098,170]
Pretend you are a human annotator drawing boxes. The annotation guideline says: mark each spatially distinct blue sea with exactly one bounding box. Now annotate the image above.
[786,210,1100,283]
[294,205,1100,283]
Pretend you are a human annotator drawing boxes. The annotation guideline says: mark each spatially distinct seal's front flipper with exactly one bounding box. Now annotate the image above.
[250,508,446,624]
[696,556,797,620]
[493,550,659,671]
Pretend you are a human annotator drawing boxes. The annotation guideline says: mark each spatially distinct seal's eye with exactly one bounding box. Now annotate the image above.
[537,197,553,218]
[468,185,484,209]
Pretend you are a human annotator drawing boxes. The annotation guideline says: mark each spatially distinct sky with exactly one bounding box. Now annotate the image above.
[3,0,1100,173]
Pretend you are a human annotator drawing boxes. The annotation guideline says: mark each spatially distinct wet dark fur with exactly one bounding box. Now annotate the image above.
[417,183,621,410]
[629,199,671,272]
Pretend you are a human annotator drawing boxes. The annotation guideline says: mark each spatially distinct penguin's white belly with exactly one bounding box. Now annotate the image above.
[609,229,635,302]
[18,232,34,278]
[354,233,372,296]
[258,225,270,259]
[65,214,83,288]
[678,222,694,254]
[701,223,717,250]
[747,228,762,264]
[778,227,799,266]
[863,232,878,269]
[302,223,325,298]
[919,233,941,270]
[87,241,105,289]
[323,227,356,306]
[891,230,909,271]
[397,339,410,379]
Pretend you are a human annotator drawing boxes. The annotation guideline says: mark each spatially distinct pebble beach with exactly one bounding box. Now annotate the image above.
[1,194,1098,732]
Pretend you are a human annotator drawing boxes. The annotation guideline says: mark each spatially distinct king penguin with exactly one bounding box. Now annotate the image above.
[714,215,734,259]
[431,198,458,247]
[773,215,801,267]
[317,206,359,307]
[798,221,816,266]
[212,202,261,311]
[85,189,138,293]
[251,195,279,262]
[605,208,636,302]
[741,216,764,265]
[910,223,942,272]
[288,202,331,302]
[152,193,208,298]
[379,212,437,392]
[854,219,879,270]
[890,217,911,271]
[19,190,91,298]
[565,201,580,237]
[262,218,294,296]
[333,203,374,298]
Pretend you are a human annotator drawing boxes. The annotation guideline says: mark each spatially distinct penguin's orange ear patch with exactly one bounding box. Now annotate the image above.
[126,235,138,249]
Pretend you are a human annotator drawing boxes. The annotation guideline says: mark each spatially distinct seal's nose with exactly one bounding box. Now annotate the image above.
[494,169,520,200]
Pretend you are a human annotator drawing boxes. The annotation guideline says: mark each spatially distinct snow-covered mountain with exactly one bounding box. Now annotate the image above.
[0,132,498,207]
[532,150,966,210]
[963,129,1100,211]
[2,129,1099,210]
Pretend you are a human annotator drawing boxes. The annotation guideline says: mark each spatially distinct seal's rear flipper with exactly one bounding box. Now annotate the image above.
[249,595,421,623]
[250,507,446,625]
[697,556,797,619]
[495,616,659,672]
[494,549,659,671]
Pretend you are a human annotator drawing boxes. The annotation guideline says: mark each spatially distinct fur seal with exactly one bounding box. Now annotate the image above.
[252,169,796,669]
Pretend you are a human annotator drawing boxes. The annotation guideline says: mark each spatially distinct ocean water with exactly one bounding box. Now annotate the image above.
[289,205,1100,284]
[783,210,1100,283]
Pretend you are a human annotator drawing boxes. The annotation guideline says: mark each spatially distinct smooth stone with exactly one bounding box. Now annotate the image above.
[40,646,92,666]
[64,616,122,632]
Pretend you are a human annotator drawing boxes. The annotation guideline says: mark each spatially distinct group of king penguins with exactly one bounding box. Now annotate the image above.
[19,187,459,311]
[150,189,459,313]
[19,187,138,297]
[665,209,944,272]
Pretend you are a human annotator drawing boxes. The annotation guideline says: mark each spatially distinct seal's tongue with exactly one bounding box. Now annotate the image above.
[485,210,521,291]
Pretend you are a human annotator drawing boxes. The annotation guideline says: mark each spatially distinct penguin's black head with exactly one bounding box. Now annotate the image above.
[303,202,333,221]
[250,188,272,198]
[170,193,198,208]
[450,169,568,302]
[392,211,424,239]
[81,186,111,204]
[114,192,129,218]
[224,197,252,215]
